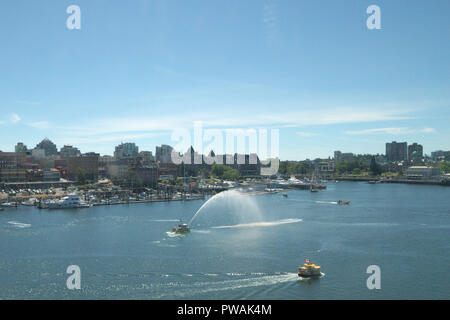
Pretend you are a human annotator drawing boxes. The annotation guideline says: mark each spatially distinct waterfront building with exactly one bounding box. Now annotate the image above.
[408,143,423,161]
[114,143,139,160]
[0,151,28,182]
[158,162,179,178]
[35,138,58,156]
[135,165,159,187]
[15,142,28,153]
[105,163,129,181]
[406,166,441,180]
[316,160,335,176]
[0,151,28,169]
[25,168,44,182]
[140,151,155,164]
[334,151,354,164]
[43,169,61,181]
[66,153,100,181]
[98,155,114,178]
[31,148,46,160]
[386,141,407,162]
[60,145,81,158]
[155,145,173,163]
[431,150,450,161]
[0,168,26,182]
[234,153,261,176]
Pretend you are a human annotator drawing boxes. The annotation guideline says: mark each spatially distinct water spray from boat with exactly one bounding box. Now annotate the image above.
[188,189,262,226]
[212,218,302,229]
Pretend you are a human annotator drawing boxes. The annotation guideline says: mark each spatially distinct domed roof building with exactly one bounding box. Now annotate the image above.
[35,138,58,156]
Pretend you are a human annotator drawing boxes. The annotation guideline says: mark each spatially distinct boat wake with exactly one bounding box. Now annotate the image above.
[7,221,31,228]
[298,272,326,280]
[315,201,338,205]
[165,231,185,238]
[212,218,302,229]
[150,272,299,299]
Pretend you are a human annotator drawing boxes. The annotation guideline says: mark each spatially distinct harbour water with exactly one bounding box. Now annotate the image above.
[0,182,449,299]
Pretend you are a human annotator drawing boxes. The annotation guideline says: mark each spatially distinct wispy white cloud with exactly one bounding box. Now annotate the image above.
[422,127,437,133]
[57,108,410,138]
[296,131,318,137]
[48,107,412,139]
[27,121,52,129]
[346,127,437,135]
[346,127,411,135]
[9,113,21,124]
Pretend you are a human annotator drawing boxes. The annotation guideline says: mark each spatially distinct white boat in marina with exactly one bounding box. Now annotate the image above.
[1,202,17,208]
[288,176,306,186]
[109,196,120,203]
[22,198,37,206]
[47,193,90,209]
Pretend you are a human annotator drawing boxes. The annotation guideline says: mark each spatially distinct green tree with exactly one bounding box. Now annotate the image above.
[210,164,240,180]
[336,163,348,175]
[439,162,450,174]
[77,168,87,185]
[223,168,240,180]
[211,164,225,177]
[369,156,382,176]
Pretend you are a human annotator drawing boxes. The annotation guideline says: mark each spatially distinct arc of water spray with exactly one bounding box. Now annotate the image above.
[189,191,226,225]
[189,190,260,225]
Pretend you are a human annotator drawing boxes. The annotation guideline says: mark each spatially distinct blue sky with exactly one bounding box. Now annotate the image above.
[0,0,449,160]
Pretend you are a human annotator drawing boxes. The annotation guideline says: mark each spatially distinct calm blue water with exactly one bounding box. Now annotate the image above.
[0,182,449,299]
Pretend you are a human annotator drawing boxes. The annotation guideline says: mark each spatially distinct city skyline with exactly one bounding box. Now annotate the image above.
[1,0,449,159]
[3,137,446,162]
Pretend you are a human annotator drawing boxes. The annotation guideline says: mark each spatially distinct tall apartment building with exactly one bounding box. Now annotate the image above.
[60,145,81,158]
[114,143,139,160]
[408,143,423,161]
[15,142,28,153]
[386,141,407,162]
[35,138,58,156]
[155,145,173,163]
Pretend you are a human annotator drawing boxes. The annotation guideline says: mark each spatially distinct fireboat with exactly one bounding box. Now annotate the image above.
[172,220,190,234]
[298,259,321,278]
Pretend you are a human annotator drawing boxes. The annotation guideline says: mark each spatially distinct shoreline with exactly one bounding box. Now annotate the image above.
[335,176,450,186]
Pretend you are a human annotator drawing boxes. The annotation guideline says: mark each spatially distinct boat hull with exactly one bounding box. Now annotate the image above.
[298,272,321,278]
[47,204,90,209]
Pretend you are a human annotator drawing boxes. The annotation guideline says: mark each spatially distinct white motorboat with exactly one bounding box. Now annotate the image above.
[47,193,90,209]
[1,202,17,208]
[22,198,37,206]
